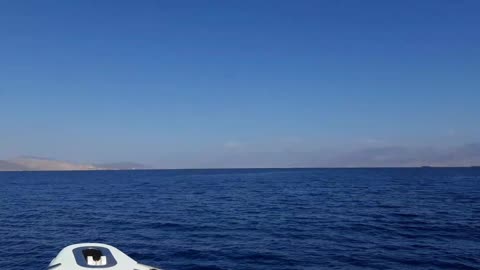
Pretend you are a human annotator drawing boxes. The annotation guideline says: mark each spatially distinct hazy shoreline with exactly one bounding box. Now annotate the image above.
[1,166,478,172]
[0,157,146,172]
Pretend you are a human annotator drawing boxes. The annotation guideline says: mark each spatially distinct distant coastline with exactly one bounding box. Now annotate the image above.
[0,157,147,172]
[0,160,479,172]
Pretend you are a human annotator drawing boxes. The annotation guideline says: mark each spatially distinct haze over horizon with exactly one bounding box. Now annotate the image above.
[1,1,479,168]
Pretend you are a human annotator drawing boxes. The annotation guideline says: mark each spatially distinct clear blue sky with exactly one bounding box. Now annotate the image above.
[1,1,479,167]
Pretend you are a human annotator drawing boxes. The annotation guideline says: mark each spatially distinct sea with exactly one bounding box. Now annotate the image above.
[0,168,479,270]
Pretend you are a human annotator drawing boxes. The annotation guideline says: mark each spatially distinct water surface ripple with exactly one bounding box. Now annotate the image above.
[0,168,479,270]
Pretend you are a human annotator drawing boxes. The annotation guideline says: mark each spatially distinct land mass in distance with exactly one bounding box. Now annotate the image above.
[0,157,146,171]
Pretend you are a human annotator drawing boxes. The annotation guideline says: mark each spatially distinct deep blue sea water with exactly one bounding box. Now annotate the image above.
[1,168,479,270]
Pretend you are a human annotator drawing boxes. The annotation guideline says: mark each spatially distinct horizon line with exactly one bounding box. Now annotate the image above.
[1,165,479,173]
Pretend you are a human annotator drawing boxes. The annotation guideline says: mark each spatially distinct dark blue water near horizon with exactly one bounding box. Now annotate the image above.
[1,168,479,270]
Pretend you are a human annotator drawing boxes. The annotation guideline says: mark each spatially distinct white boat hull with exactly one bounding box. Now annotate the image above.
[49,243,160,270]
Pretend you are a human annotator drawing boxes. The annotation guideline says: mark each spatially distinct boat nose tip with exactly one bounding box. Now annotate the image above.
[49,243,161,270]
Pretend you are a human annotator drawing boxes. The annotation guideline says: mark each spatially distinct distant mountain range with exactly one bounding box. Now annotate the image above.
[0,157,147,171]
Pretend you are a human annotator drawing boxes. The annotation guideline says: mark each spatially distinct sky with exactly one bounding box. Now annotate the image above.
[1,0,479,168]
